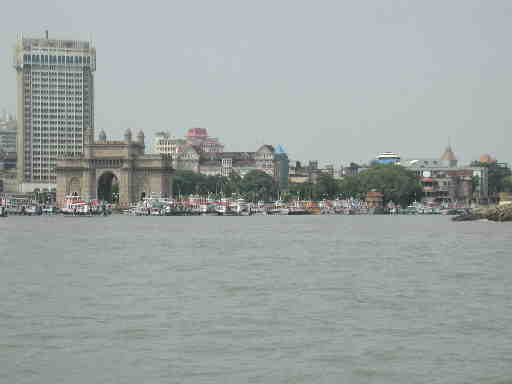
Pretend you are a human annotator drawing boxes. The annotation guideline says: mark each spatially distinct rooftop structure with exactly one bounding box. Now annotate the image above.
[479,154,496,164]
[440,145,457,167]
[186,127,208,137]
[376,152,401,165]
[155,127,224,155]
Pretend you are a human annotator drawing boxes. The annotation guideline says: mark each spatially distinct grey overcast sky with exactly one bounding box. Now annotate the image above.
[1,0,511,166]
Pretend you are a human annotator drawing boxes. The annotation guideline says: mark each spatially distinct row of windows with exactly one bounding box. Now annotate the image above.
[30,122,83,126]
[26,122,85,127]
[28,87,83,92]
[27,71,83,76]
[30,176,57,181]
[24,74,85,80]
[26,72,83,76]
[30,120,83,124]
[29,81,84,85]
[29,84,83,89]
[35,103,84,108]
[27,78,83,82]
[32,153,82,159]
[31,141,83,145]
[27,97,86,102]
[25,63,90,72]
[29,143,83,148]
[32,112,83,116]
[25,126,85,132]
[23,54,92,65]
[29,92,88,96]
[31,133,83,138]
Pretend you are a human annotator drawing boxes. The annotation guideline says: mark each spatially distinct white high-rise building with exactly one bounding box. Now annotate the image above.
[13,33,96,192]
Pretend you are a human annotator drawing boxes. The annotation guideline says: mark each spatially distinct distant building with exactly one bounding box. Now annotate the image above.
[402,146,488,203]
[0,114,17,154]
[0,151,17,171]
[440,145,458,167]
[289,160,321,183]
[154,128,289,189]
[376,152,401,165]
[14,33,96,192]
[0,114,18,194]
[321,164,335,178]
[478,153,496,164]
[341,163,361,177]
[154,128,224,155]
[273,145,289,190]
[401,145,459,170]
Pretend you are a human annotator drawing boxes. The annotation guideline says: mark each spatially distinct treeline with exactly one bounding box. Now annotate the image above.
[289,164,423,206]
[173,170,278,202]
[173,165,424,206]
[470,161,512,195]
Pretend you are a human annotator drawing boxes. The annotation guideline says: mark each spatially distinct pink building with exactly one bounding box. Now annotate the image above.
[154,128,224,155]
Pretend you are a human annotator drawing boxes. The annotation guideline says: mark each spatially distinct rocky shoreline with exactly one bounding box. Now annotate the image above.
[452,204,512,222]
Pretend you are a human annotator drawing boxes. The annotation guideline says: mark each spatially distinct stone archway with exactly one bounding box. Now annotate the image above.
[97,171,119,203]
[56,132,174,208]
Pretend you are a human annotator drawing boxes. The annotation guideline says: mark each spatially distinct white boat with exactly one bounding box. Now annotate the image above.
[234,198,249,215]
[61,195,95,216]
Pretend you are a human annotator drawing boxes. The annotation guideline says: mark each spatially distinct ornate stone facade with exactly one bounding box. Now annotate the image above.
[55,129,173,207]
[154,128,289,189]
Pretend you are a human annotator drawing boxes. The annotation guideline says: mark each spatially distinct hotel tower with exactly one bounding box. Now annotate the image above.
[13,32,96,191]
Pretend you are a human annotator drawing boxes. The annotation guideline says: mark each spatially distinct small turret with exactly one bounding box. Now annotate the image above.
[98,129,106,141]
[124,128,132,143]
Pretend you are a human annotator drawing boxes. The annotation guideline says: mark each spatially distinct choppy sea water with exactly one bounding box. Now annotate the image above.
[1,215,511,384]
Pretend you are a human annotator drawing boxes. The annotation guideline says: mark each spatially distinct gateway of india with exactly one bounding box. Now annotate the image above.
[56,126,290,208]
[56,128,174,208]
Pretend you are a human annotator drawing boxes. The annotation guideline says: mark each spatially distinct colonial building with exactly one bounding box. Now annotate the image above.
[154,128,289,189]
[55,129,174,208]
[154,128,224,155]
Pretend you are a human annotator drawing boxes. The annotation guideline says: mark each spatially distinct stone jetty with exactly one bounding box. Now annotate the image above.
[452,204,512,222]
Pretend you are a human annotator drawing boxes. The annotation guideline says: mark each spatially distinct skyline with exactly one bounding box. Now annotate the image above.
[1,0,511,166]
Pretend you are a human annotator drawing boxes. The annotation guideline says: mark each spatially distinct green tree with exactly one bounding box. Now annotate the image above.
[289,182,315,201]
[240,170,277,202]
[225,173,242,197]
[315,174,339,199]
[337,176,362,199]
[470,161,512,196]
[172,170,205,196]
[502,176,512,193]
[356,164,423,207]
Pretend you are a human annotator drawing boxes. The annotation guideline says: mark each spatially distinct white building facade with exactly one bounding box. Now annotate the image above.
[13,33,96,192]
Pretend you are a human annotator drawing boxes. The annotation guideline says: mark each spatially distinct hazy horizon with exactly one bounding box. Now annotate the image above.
[1,0,510,166]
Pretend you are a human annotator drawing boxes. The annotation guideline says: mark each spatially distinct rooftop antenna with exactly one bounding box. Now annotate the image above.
[45,30,49,39]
